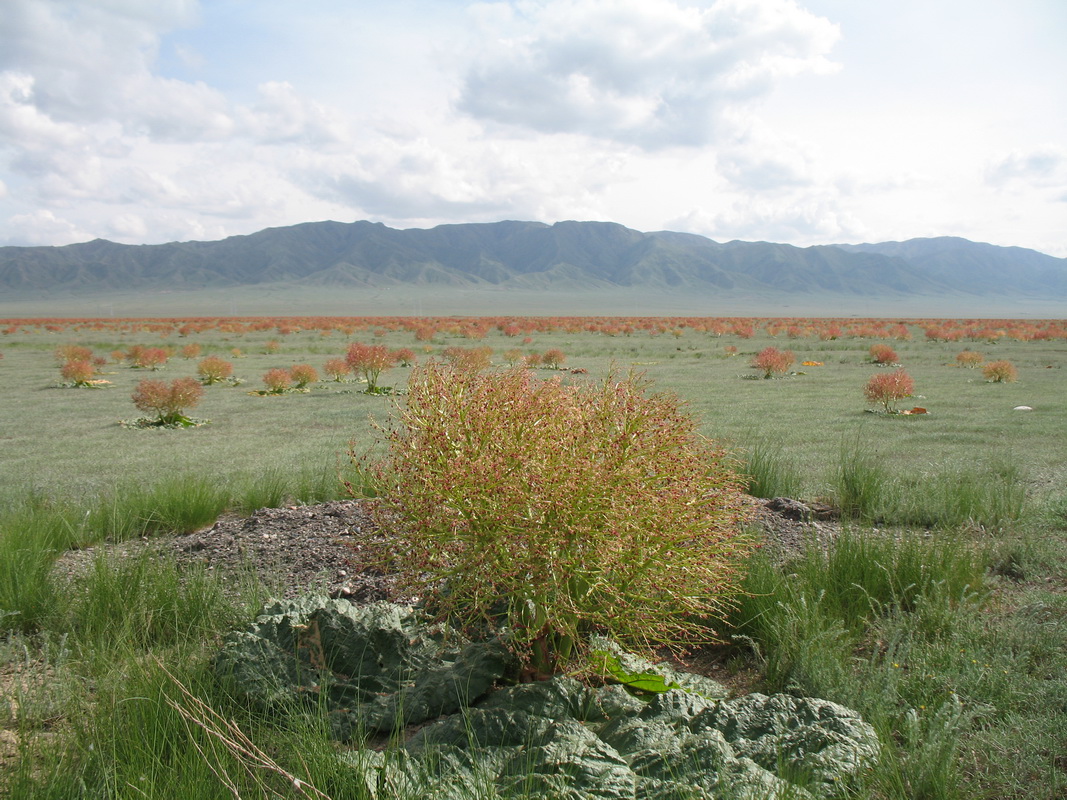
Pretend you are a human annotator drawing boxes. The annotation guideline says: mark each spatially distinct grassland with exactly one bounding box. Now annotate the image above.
[2,315,1066,798]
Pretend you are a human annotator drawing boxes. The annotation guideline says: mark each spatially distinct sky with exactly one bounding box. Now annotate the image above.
[1,0,1065,257]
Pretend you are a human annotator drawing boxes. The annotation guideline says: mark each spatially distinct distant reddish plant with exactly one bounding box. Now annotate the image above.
[261,368,292,394]
[264,340,281,354]
[983,360,1018,383]
[197,356,234,385]
[542,348,567,369]
[180,343,202,359]
[345,342,397,393]
[131,377,204,426]
[392,347,417,367]
[956,350,984,368]
[443,346,493,373]
[751,347,795,378]
[864,369,915,413]
[868,343,899,365]
[289,363,318,388]
[523,352,543,368]
[60,359,96,387]
[55,344,93,364]
[133,347,169,370]
[723,345,738,356]
[323,358,351,382]
[502,348,524,366]
[889,323,912,340]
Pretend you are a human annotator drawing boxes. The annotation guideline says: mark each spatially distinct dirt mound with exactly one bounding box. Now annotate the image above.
[52,497,837,602]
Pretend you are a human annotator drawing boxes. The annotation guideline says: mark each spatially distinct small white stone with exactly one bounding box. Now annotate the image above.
[1012,406,1034,411]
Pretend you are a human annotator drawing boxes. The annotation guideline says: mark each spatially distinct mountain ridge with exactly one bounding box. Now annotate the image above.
[1,220,1064,300]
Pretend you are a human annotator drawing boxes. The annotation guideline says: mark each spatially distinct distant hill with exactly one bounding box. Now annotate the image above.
[1,220,1064,301]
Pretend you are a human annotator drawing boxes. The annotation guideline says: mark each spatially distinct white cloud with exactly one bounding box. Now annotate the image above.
[236,82,350,146]
[986,145,1067,193]
[295,132,619,227]
[458,0,839,148]
[669,190,861,244]
[4,209,93,245]
[0,72,91,151]
[0,0,228,140]
[714,122,816,191]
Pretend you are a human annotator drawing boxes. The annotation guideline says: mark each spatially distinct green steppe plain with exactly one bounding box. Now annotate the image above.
[2,315,1067,799]
[0,319,1063,505]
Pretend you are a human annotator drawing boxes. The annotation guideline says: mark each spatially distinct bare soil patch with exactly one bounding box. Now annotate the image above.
[51,497,838,605]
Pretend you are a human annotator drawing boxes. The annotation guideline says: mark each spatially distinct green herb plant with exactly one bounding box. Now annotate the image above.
[355,362,753,676]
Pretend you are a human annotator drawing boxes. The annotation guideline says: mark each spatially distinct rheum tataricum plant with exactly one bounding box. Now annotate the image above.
[131,377,204,426]
[863,368,915,413]
[750,346,795,378]
[355,362,753,675]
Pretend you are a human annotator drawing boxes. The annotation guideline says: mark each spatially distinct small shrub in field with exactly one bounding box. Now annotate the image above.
[542,348,566,369]
[261,368,292,394]
[868,343,899,365]
[289,363,318,388]
[442,345,493,372]
[110,350,126,364]
[60,359,96,386]
[723,345,738,356]
[956,350,984,368]
[131,377,204,426]
[55,344,93,364]
[523,351,543,368]
[323,358,351,382]
[345,342,396,392]
[502,348,524,366]
[751,346,795,378]
[864,368,915,413]
[392,347,416,367]
[356,363,753,674]
[983,360,1018,382]
[133,347,168,370]
[264,340,280,354]
[180,343,201,359]
[196,356,233,385]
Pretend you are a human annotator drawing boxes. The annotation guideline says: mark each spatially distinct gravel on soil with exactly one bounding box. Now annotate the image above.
[51,497,840,605]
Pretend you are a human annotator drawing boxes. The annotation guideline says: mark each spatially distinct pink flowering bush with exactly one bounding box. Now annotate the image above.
[869,343,899,365]
[864,369,915,413]
[197,356,233,385]
[751,347,795,378]
[345,343,396,393]
[131,377,204,426]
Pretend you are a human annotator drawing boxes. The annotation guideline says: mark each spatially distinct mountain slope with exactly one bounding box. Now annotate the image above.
[0,220,1064,299]
[833,237,1067,295]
